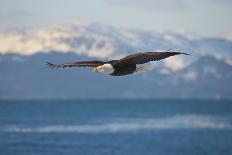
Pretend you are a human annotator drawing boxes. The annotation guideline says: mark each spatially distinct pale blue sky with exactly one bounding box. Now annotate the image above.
[1,0,232,37]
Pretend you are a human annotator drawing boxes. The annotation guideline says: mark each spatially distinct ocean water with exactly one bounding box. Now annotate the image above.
[0,100,232,155]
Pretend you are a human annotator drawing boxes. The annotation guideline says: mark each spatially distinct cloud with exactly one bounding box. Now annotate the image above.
[205,0,232,4]
[0,9,37,30]
[109,0,232,11]
[0,9,35,21]
[110,0,187,10]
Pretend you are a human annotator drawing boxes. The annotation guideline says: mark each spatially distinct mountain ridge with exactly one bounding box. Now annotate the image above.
[0,52,231,99]
[0,21,232,99]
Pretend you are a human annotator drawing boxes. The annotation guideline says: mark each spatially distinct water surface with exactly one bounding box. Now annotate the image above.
[0,100,232,155]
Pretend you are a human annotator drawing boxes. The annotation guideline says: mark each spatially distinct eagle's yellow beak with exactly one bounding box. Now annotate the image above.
[93,68,98,72]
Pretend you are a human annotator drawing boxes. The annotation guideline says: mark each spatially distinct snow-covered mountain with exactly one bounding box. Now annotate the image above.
[0,21,232,99]
[1,21,232,71]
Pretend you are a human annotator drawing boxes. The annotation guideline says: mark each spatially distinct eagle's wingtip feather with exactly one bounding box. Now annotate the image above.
[166,49,190,56]
[180,52,191,56]
[46,61,58,69]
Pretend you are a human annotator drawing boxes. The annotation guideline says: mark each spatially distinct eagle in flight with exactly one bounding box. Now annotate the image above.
[47,50,189,76]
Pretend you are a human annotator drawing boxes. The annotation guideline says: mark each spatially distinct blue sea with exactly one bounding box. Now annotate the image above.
[1,100,232,155]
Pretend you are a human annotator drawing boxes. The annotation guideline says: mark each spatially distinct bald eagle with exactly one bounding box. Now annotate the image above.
[47,51,189,76]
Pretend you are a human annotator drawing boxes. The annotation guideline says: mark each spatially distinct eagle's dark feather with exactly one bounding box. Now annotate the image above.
[46,61,105,68]
[112,52,189,67]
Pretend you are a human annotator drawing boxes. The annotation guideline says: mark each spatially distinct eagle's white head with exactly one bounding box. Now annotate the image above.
[93,63,114,74]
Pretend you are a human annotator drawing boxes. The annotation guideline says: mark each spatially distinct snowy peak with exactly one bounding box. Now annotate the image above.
[1,21,232,71]
[177,55,232,81]
[0,22,120,59]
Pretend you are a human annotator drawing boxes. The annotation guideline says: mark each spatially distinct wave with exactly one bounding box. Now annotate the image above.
[6,114,232,133]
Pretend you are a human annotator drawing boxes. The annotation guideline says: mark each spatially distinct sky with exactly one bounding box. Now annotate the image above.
[0,0,232,37]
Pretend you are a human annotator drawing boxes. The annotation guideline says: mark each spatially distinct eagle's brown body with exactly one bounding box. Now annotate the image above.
[110,63,136,76]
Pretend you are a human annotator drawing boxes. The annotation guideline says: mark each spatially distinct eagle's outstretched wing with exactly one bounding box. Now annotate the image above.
[114,51,189,66]
[47,61,105,68]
